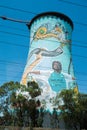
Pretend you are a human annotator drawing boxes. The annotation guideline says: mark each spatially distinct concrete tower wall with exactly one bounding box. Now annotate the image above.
[21,12,78,112]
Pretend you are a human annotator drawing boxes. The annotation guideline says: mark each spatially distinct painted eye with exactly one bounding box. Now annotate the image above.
[37,27,47,35]
[40,29,45,34]
[35,27,47,39]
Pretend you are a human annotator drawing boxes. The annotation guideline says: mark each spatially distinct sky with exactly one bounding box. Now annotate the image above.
[0,0,87,94]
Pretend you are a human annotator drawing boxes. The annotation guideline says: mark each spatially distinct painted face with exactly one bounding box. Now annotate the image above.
[53,62,59,70]
[53,61,62,72]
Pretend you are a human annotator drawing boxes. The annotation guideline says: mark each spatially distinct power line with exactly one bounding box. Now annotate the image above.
[0,68,23,73]
[0,23,28,32]
[0,30,29,38]
[1,30,87,46]
[2,75,87,90]
[0,59,25,66]
[72,53,87,59]
[0,68,87,82]
[0,58,85,74]
[0,5,86,91]
[78,83,87,87]
[1,21,87,34]
[0,29,87,48]
[0,73,21,78]
[73,40,87,45]
[74,21,87,27]
[0,15,87,28]
[43,39,87,48]
[72,43,87,49]
[0,73,87,91]
[0,45,87,61]
[75,71,87,76]
[58,0,87,8]
[75,28,87,33]
[0,38,87,60]
[0,64,86,85]
[76,79,87,82]
[1,64,86,88]
[0,5,37,15]
[0,69,87,82]
[0,39,87,49]
[0,16,29,24]
[0,5,87,27]
[0,29,87,60]
[0,60,87,76]
[0,40,29,48]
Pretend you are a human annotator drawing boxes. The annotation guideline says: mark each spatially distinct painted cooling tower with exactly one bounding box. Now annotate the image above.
[21,12,78,105]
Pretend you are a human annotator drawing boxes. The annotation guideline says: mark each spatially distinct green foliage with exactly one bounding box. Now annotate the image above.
[27,81,41,98]
[0,87,6,96]
[0,81,42,127]
[54,89,87,129]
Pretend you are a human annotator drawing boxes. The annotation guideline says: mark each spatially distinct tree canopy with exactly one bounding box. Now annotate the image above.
[54,89,87,130]
[0,81,42,127]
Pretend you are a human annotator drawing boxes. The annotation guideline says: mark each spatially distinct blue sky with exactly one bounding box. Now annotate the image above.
[0,0,87,94]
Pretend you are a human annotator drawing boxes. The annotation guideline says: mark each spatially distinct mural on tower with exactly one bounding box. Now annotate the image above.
[21,12,78,111]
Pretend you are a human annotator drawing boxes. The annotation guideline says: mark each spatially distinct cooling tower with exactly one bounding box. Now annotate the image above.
[21,12,78,110]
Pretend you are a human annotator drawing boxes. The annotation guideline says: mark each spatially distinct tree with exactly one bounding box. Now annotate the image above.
[0,81,42,127]
[51,108,59,128]
[27,81,41,98]
[26,81,42,127]
[77,93,87,129]
[0,81,26,126]
[54,89,87,130]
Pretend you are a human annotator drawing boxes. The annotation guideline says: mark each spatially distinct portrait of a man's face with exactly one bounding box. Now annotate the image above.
[52,61,62,72]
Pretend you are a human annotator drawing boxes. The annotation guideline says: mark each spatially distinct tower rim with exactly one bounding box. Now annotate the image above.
[28,11,73,30]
